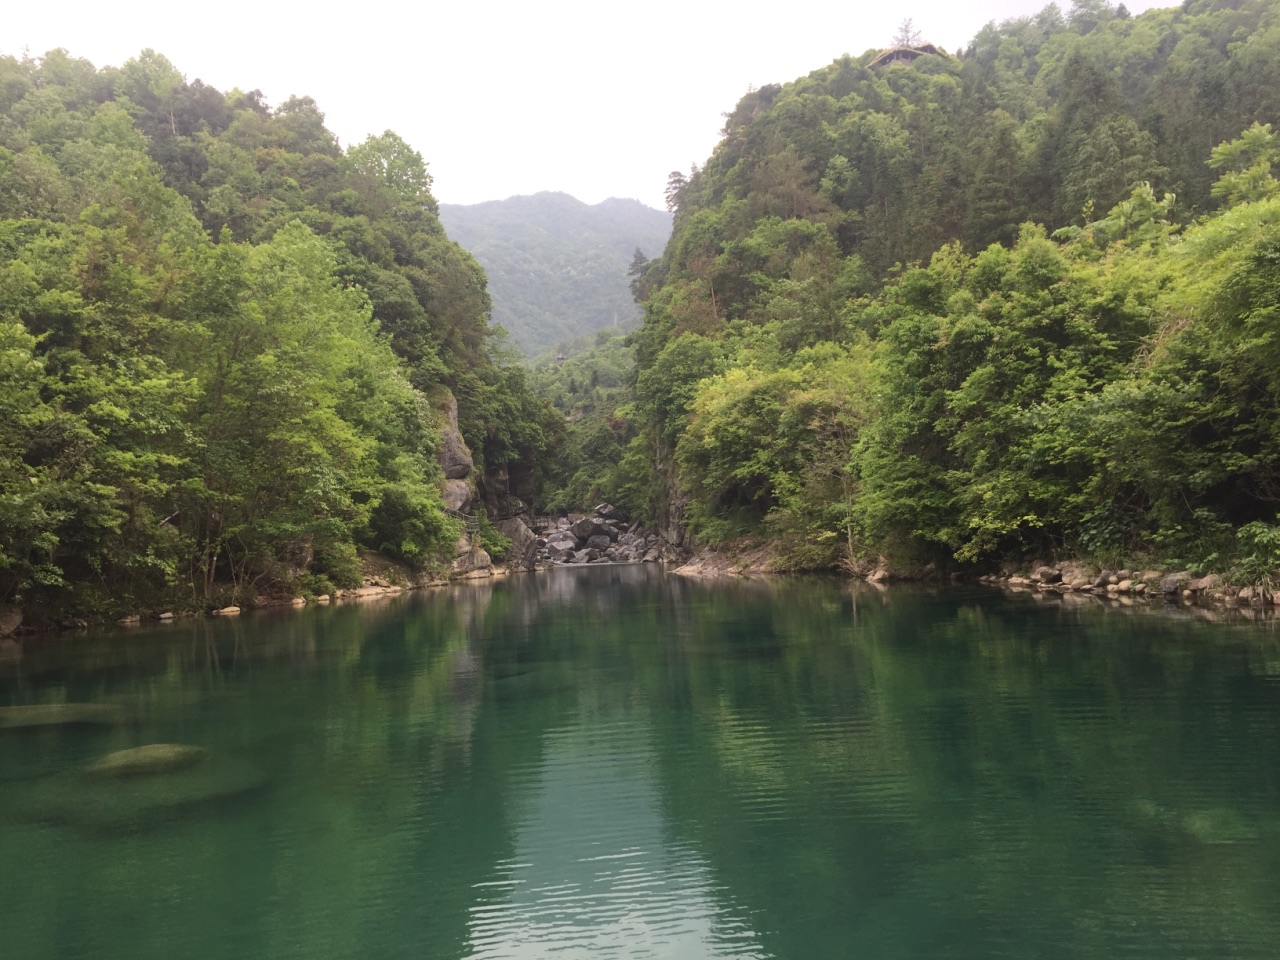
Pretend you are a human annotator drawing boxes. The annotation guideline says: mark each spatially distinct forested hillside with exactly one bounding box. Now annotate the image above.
[438,193,670,354]
[0,49,557,617]
[616,0,1280,578]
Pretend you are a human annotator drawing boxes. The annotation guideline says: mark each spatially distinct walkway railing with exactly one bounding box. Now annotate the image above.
[445,508,482,535]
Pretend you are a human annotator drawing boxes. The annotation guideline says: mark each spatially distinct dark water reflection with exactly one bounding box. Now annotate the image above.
[2,567,1280,959]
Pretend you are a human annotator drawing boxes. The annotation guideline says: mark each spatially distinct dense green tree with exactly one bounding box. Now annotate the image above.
[620,1,1280,578]
[0,47,556,614]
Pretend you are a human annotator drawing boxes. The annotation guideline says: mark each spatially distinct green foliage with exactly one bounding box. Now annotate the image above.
[677,343,870,563]
[620,1,1280,577]
[1232,522,1280,592]
[471,514,512,561]
[1208,123,1279,206]
[0,48,554,612]
[528,331,653,518]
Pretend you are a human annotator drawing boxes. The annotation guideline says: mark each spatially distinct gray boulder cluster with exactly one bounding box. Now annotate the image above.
[538,504,662,565]
[983,561,1280,608]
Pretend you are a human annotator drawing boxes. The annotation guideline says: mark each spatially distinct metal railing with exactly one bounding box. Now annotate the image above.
[445,508,482,535]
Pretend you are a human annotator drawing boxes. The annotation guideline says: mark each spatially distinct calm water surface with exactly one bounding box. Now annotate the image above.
[2,566,1280,959]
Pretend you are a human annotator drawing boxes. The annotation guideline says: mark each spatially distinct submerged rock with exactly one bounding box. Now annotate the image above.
[1183,807,1259,844]
[0,703,125,730]
[86,744,208,778]
[12,754,268,831]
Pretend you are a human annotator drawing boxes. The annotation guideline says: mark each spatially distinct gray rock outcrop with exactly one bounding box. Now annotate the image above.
[497,516,540,571]
[438,390,474,481]
[532,504,663,567]
[449,543,493,579]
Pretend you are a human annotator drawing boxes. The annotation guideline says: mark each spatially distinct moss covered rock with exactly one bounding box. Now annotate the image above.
[86,744,208,778]
[0,703,125,730]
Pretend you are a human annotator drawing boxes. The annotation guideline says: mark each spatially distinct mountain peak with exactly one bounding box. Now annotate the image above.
[439,195,671,355]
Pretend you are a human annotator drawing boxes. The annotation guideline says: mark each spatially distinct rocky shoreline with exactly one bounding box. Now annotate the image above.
[974,560,1278,609]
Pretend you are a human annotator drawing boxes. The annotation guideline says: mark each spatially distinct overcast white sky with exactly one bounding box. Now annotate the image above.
[7,0,1168,210]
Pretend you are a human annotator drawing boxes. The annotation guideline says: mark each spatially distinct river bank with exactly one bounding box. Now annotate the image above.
[667,536,1280,618]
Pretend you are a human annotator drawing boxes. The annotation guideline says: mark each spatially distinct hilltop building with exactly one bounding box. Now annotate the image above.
[869,43,945,68]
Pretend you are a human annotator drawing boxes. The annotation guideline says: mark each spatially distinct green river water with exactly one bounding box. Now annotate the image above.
[2,565,1279,959]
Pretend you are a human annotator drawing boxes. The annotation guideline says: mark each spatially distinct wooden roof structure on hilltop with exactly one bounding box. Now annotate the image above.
[869,43,944,69]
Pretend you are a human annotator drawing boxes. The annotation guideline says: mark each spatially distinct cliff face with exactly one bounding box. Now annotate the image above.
[437,390,475,515]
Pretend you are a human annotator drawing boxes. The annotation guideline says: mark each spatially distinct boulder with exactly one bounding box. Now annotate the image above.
[586,534,612,551]
[443,478,472,512]
[496,516,540,571]
[1160,571,1192,594]
[0,603,21,638]
[1031,566,1062,584]
[212,606,241,616]
[1238,586,1262,604]
[449,546,493,578]
[595,503,626,522]
[570,517,606,540]
[1187,574,1222,593]
[1058,560,1092,584]
[87,743,209,778]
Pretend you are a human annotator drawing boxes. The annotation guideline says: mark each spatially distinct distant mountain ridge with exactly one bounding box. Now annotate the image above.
[439,192,671,355]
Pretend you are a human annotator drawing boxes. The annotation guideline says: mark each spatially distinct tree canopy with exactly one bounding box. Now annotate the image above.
[0,48,558,614]
[614,0,1280,578]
